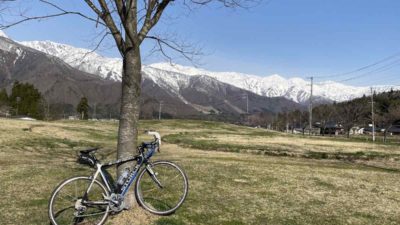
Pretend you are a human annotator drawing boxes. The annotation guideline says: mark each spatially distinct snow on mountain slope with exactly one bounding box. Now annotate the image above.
[0,35,28,66]
[148,63,376,103]
[20,41,123,81]
[0,30,8,39]
[19,40,398,104]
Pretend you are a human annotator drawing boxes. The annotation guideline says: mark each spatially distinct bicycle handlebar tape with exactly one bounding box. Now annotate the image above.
[147,131,161,146]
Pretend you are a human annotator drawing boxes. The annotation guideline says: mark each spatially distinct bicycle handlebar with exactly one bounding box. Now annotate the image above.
[146,131,161,146]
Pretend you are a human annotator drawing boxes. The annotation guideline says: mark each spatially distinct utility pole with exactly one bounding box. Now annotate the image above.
[47,100,50,121]
[63,89,66,120]
[370,87,375,142]
[93,103,97,120]
[158,101,163,120]
[108,106,111,120]
[16,96,20,116]
[286,111,289,133]
[308,76,314,135]
[243,93,249,114]
[246,94,249,114]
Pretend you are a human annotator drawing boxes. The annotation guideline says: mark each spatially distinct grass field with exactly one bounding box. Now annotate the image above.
[1,118,400,225]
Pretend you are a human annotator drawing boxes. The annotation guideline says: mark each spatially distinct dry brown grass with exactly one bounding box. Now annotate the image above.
[211,134,400,155]
[1,118,400,225]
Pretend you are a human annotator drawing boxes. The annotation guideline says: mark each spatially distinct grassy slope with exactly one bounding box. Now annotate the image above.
[0,118,399,225]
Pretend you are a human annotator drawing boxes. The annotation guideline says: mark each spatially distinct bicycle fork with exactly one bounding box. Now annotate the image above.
[146,164,164,189]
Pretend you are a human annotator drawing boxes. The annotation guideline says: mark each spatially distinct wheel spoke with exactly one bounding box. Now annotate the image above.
[156,174,181,188]
[49,177,109,225]
[54,206,75,218]
[58,192,77,202]
[137,162,188,215]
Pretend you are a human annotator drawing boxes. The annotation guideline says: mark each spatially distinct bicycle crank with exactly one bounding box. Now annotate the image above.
[108,193,126,213]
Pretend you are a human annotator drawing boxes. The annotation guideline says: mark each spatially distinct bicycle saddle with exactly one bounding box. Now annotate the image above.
[80,148,99,154]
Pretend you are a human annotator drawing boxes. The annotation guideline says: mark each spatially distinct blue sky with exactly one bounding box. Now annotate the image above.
[2,0,400,87]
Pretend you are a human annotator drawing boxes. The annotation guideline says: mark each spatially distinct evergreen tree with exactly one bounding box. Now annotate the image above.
[9,82,43,119]
[77,97,89,120]
[0,88,8,106]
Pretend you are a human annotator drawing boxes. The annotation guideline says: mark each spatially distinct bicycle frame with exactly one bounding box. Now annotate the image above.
[83,145,157,204]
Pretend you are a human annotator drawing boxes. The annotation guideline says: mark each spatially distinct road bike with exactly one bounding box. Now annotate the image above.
[48,131,189,225]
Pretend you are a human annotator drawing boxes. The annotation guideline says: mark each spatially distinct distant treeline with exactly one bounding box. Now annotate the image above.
[0,81,264,122]
[248,89,400,140]
[0,82,246,122]
[0,82,119,120]
[2,82,398,137]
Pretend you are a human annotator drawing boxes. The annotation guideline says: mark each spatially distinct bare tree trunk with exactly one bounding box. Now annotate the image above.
[117,46,142,207]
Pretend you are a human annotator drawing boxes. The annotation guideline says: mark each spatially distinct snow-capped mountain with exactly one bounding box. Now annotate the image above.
[19,40,399,104]
[0,33,121,108]
[148,63,368,103]
[0,30,8,39]
[1,33,299,119]
[21,41,122,81]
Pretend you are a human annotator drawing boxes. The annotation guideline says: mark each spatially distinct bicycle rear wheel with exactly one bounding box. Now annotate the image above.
[135,161,189,215]
[48,176,110,225]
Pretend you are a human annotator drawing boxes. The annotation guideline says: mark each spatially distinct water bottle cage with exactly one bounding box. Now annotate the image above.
[116,169,130,186]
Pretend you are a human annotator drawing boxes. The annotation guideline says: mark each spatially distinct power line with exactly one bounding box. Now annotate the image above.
[314,51,400,79]
[314,59,400,86]
[351,71,400,86]
[336,58,400,83]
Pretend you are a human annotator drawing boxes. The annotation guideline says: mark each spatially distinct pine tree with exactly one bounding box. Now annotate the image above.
[77,97,89,120]
[9,82,43,119]
[0,88,8,106]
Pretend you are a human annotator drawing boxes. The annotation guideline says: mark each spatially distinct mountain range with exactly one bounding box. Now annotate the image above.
[20,39,399,104]
[1,30,398,119]
[0,32,299,119]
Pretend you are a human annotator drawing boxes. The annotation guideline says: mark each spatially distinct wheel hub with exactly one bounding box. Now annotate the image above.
[74,199,87,216]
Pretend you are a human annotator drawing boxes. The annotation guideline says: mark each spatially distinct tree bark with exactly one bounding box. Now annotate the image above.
[116,45,142,207]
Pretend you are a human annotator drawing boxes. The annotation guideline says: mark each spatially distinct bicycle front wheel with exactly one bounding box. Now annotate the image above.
[135,161,189,215]
[48,176,110,225]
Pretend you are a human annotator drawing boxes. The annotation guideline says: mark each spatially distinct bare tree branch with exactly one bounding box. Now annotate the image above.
[138,0,172,43]
[0,0,258,61]
[112,0,138,46]
[186,0,260,9]
[0,0,107,29]
[74,30,111,66]
[146,34,203,63]
[83,0,125,54]
[0,12,69,30]
[39,0,106,26]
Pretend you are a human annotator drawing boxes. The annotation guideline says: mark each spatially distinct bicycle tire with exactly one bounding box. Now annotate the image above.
[48,176,110,225]
[135,161,189,215]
